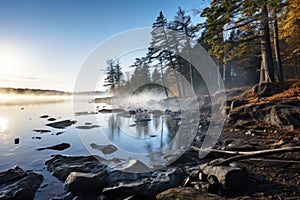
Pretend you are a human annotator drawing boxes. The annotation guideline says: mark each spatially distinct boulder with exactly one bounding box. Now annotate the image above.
[64,172,105,196]
[0,166,43,200]
[45,155,185,199]
[199,164,248,191]
[102,168,185,199]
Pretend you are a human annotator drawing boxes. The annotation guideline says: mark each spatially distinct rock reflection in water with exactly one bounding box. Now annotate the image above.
[100,112,180,153]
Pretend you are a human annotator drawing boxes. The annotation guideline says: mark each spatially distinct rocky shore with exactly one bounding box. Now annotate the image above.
[1,82,300,199]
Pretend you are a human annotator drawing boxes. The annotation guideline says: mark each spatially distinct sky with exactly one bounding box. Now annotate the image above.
[0,0,209,92]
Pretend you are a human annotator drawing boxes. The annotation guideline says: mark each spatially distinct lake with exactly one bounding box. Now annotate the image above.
[0,93,197,199]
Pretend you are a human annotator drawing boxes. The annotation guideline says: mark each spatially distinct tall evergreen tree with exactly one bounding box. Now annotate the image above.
[104,59,117,91]
[200,0,287,85]
[103,59,123,92]
[172,7,196,88]
[279,0,300,73]
[149,11,182,96]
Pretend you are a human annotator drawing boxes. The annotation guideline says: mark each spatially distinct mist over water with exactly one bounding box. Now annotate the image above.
[0,94,72,106]
[109,86,180,112]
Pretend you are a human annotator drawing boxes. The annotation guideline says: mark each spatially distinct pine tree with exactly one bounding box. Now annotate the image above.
[103,59,123,92]
[104,59,117,91]
[199,0,287,85]
[172,7,196,88]
[149,11,182,96]
[130,58,151,87]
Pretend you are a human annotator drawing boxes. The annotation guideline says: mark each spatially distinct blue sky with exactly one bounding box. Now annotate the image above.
[0,0,209,92]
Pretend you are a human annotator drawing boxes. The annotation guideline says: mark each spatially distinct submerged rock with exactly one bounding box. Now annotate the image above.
[0,166,43,200]
[75,125,100,130]
[90,143,118,156]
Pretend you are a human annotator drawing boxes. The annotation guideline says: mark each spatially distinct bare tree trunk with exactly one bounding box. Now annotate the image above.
[184,27,194,91]
[273,16,283,82]
[172,67,182,96]
[260,5,274,83]
[173,39,185,96]
[160,59,169,98]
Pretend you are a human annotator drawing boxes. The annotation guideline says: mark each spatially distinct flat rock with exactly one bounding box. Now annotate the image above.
[102,168,185,199]
[45,155,107,181]
[36,143,70,151]
[156,187,224,200]
[75,125,100,130]
[45,155,185,199]
[0,166,43,200]
[46,120,76,129]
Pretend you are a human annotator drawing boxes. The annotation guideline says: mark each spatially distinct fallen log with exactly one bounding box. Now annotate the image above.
[248,158,300,164]
[191,146,300,166]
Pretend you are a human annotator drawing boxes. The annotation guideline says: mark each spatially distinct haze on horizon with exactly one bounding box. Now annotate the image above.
[0,0,206,92]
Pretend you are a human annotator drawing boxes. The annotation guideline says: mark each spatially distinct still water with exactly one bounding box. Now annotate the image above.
[0,94,194,199]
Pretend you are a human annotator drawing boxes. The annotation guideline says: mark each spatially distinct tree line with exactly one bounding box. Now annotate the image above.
[104,0,300,96]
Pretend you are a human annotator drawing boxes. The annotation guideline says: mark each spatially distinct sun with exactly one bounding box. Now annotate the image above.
[0,48,18,75]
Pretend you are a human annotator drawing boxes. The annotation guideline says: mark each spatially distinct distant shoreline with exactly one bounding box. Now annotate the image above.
[0,87,107,96]
[0,87,71,96]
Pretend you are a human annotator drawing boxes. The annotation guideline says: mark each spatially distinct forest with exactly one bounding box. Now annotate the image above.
[103,0,300,96]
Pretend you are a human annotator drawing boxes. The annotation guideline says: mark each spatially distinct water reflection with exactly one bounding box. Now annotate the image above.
[100,113,180,153]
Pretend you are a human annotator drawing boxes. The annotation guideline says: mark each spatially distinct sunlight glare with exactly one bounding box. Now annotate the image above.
[0,117,8,132]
